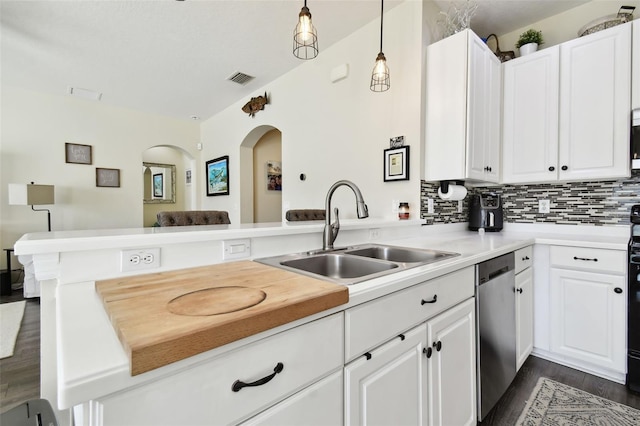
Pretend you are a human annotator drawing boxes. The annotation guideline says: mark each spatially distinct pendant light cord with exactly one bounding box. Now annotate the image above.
[379,0,384,52]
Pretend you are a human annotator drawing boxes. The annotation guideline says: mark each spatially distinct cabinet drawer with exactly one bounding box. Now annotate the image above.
[345,267,474,362]
[550,246,626,275]
[515,246,533,274]
[100,313,344,426]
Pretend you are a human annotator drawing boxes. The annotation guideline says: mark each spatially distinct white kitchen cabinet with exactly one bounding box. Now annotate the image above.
[344,265,476,426]
[633,20,640,110]
[503,22,631,184]
[241,370,343,426]
[502,47,560,183]
[89,313,343,426]
[558,22,631,181]
[345,324,428,426]
[544,246,627,382]
[424,29,501,183]
[427,298,476,426]
[515,267,533,370]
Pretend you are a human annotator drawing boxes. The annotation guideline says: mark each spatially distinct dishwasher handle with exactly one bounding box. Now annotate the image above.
[477,252,515,285]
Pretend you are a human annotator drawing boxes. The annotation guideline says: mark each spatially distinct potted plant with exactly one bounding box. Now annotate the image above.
[516,29,544,56]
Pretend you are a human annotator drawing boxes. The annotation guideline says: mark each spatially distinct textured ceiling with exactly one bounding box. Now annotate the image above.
[1,0,590,121]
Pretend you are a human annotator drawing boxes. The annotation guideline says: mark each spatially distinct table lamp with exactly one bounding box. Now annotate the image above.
[8,182,55,231]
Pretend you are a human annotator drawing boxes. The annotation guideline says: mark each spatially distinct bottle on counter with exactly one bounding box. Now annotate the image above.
[399,202,410,220]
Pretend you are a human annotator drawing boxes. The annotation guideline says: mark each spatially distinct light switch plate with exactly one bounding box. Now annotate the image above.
[223,239,251,260]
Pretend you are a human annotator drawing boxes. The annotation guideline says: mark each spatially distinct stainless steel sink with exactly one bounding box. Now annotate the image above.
[282,254,398,280]
[345,245,457,264]
[256,244,460,285]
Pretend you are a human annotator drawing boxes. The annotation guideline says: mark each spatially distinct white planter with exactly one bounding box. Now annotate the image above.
[519,42,538,56]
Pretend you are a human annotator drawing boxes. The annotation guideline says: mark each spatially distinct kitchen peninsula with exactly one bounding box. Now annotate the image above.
[14,220,629,425]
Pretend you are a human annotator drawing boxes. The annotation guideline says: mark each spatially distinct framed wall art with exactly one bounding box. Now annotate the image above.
[383,146,410,182]
[153,173,164,197]
[65,143,92,165]
[206,155,229,196]
[96,168,120,187]
[266,161,282,191]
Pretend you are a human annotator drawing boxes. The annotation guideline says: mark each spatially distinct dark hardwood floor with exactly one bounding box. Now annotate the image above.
[2,285,640,423]
[481,355,640,425]
[0,289,40,414]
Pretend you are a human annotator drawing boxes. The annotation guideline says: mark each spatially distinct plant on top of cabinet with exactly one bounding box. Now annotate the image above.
[516,29,544,56]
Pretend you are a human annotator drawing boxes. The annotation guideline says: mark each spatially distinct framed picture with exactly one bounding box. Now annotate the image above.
[153,173,163,197]
[206,155,229,196]
[383,146,410,182]
[65,143,92,165]
[96,168,120,187]
[185,170,192,185]
[266,161,282,191]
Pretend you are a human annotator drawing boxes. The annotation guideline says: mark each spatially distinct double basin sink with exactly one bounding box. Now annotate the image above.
[256,244,460,285]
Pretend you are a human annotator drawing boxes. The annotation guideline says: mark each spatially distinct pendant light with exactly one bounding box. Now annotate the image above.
[293,0,319,60]
[370,0,390,92]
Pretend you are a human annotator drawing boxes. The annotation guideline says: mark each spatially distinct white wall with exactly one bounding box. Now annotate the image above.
[253,130,282,223]
[200,1,425,224]
[0,86,200,268]
[499,0,640,52]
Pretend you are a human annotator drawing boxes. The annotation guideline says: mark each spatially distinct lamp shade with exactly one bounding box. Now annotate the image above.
[8,183,55,205]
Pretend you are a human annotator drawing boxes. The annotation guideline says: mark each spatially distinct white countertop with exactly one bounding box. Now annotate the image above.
[53,222,630,409]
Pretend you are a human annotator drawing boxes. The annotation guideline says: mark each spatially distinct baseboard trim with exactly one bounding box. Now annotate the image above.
[531,349,626,384]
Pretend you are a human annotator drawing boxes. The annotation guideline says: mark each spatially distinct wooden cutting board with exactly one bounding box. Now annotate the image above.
[95,261,349,376]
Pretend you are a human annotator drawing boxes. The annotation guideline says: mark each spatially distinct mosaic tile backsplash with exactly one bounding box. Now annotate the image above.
[421,170,640,226]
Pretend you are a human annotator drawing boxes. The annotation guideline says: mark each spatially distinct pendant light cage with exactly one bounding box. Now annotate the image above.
[370,0,389,92]
[293,2,319,60]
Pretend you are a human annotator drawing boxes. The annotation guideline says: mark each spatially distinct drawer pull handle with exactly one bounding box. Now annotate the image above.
[522,256,530,261]
[398,334,405,341]
[232,362,284,392]
[421,295,437,305]
[614,287,623,294]
[364,352,372,360]
[423,347,433,358]
[433,341,442,352]
[517,288,523,294]
[573,256,598,262]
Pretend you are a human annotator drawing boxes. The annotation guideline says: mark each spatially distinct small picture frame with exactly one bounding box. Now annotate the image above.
[384,146,410,182]
[153,173,163,197]
[65,143,92,165]
[96,168,120,187]
[206,155,229,196]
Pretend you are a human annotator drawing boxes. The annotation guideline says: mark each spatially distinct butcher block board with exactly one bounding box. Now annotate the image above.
[95,261,349,376]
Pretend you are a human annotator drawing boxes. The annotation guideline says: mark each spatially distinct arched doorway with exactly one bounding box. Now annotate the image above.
[142,145,196,227]
[239,125,282,223]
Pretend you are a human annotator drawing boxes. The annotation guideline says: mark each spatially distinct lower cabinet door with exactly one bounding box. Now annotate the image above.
[344,323,428,426]
[550,268,626,373]
[516,268,534,370]
[241,370,343,426]
[427,298,476,426]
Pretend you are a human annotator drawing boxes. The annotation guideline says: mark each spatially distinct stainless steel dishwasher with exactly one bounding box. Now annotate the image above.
[476,252,516,421]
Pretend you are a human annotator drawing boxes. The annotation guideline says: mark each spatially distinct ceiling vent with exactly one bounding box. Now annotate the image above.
[227,72,255,85]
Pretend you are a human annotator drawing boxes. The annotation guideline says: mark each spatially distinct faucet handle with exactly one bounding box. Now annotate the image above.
[333,207,340,231]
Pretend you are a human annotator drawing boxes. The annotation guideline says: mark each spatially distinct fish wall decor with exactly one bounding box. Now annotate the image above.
[242,92,269,117]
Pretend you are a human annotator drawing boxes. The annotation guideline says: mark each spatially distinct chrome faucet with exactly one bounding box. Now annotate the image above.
[323,180,369,250]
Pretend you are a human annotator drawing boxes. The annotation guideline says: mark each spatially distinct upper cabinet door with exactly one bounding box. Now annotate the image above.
[466,34,502,183]
[633,20,640,110]
[502,46,560,183]
[558,22,631,180]
[424,30,469,182]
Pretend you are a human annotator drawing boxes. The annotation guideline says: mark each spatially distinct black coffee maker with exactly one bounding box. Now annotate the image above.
[468,193,504,231]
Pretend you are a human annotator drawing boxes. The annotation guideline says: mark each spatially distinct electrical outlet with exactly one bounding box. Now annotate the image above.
[223,239,251,260]
[538,199,550,214]
[121,248,160,272]
[369,228,381,240]
[458,200,463,213]
[427,198,434,214]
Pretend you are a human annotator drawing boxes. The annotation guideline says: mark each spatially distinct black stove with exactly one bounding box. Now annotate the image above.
[627,205,640,392]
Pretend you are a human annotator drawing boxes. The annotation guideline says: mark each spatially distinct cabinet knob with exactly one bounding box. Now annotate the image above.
[614,287,623,294]
[561,165,568,171]
[522,256,530,261]
[433,341,442,352]
[517,288,523,294]
[549,166,555,172]
[423,347,433,358]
